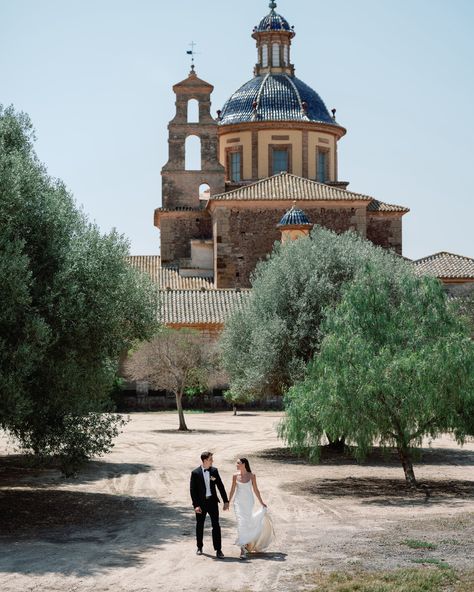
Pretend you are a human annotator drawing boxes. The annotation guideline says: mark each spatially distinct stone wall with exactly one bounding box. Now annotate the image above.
[160,70,225,210]
[117,392,283,412]
[214,204,366,288]
[161,170,225,210]
[366,214,402,254]
[160,212,212,263]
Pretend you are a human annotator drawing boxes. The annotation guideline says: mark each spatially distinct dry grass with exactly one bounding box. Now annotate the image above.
[299,568,474,592]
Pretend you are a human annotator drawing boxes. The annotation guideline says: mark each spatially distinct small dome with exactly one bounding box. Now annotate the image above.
[278,204,312,227]
[219,74,338,126]
[256,3,291,32]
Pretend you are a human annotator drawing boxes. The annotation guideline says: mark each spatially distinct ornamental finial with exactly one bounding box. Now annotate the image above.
[269,1,277,10]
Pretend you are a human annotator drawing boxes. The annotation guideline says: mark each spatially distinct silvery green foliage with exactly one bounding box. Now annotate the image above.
[220,225,402,399]
[281,262,474,486]
[0,106,158,471]
[453,285,474,338]
[0,236,50,424]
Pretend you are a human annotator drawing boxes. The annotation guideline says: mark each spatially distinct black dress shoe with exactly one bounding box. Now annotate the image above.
[196,548,203,555]
[216,550,224,558]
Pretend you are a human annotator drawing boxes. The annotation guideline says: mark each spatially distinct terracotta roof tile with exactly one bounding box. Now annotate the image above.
[210,173,374,202]
[160,289,250,325]
[155,207,203,213]
[210,173,408,215]
[413,252,474,279]
[367,199,410,213]
[127,256,214,290]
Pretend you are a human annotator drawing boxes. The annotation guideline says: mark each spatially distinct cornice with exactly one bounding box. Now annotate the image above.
[218,120,346,139]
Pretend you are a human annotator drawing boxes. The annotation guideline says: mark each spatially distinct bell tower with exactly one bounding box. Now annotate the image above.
[161,68,225,209]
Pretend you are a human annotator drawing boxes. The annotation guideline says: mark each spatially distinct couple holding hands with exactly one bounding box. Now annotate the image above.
[190,451,274,559]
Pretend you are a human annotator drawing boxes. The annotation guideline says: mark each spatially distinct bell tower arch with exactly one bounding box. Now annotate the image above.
[161,68,225,209]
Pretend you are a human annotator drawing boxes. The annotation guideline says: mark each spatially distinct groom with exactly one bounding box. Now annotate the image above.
[190,451,229,558]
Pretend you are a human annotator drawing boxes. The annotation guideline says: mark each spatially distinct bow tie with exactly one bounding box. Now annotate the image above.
[204,468,210,472]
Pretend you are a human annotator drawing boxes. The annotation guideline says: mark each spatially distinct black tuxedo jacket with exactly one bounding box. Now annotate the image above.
[190,466,229,508]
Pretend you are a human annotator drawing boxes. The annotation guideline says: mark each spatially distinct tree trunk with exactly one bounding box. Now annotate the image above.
[176,392,188,431]
[233,405,237,416]
[398,446,417,488]
[326,434,345,452]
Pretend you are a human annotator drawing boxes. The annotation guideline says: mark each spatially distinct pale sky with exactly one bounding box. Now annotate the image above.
[1,0,473,261]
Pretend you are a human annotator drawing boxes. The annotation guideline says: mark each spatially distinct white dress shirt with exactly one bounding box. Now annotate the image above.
[201,466,212,497]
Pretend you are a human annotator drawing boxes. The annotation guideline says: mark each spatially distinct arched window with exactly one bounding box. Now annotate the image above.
[199,183,210,199]
[283,45,289,65]
[272,43,280,67]
[185,135,201,171]
[262,45,269,67]
[187,99,199,123]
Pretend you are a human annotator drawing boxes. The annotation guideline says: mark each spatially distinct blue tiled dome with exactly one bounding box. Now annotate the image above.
[278,205,312,227]
[219,74,337,126]
[256,6,291,32]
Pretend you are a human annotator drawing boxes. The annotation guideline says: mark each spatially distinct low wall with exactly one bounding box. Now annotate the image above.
[115,390,283,412]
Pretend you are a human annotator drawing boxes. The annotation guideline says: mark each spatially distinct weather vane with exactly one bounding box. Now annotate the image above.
[186,41,199,71]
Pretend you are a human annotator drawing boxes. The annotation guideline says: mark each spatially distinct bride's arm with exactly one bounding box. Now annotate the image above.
[228,474,237,503]
[251,474,267,507]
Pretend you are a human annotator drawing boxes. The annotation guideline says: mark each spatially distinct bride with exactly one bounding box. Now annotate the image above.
[228,457,274,559]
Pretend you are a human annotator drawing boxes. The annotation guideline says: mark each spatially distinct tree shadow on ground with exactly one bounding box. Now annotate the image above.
[0,488,189,576]
[0,455,153,487]
[283,477,474,507]
[258,445,474,467]
[211,551,287,563]
[152,429,241,435]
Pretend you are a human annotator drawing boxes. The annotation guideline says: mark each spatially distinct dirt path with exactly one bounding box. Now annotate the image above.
[0,412,473,592]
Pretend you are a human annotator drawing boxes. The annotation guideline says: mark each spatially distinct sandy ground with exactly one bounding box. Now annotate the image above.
[0,411,473,592]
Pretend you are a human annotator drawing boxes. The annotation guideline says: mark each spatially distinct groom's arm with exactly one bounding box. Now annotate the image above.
[190,471,200,508]
[214,469,229,504]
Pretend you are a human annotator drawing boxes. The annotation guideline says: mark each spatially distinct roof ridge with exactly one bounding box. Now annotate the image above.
[283,74,308,120]
[254,73,271,117]
[158,288,251,293]
[414,251,474,263]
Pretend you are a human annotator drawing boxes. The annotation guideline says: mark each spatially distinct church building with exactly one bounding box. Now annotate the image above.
[154,1,408,290]
[128,1,474,330]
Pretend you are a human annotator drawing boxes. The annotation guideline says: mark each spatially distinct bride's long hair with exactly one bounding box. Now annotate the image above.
[240,457,252,473]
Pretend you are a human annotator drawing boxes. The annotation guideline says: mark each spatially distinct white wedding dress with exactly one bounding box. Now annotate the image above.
[234,480,274,552]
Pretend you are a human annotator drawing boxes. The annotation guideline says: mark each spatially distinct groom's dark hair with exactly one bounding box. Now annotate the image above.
[201,451,213,461]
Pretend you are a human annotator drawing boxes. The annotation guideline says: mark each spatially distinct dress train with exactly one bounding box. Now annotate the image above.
[234,480,274,552]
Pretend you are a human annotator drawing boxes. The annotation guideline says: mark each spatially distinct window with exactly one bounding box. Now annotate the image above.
[230,152,242,182]
[185,135,201,170]
[262,45,268,67]
[272,43,280,67]
[226,147,243,183]
[283,45,289,65]
[316,149,329,183]
[187,99,199,123]
[269,144,292,176]
[272,149,288,174]
[199,183,210,199]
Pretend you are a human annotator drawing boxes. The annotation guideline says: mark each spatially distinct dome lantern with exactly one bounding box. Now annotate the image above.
[217,3,348,190]
[252,1,295,77]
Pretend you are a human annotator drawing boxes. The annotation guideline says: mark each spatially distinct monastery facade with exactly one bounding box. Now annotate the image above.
[128,2,474,331]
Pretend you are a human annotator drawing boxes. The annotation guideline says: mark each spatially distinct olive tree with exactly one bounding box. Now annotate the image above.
[220,225,399,427]
[281,263,474,487]
[0,106,159,473]
[125,328,213,431]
